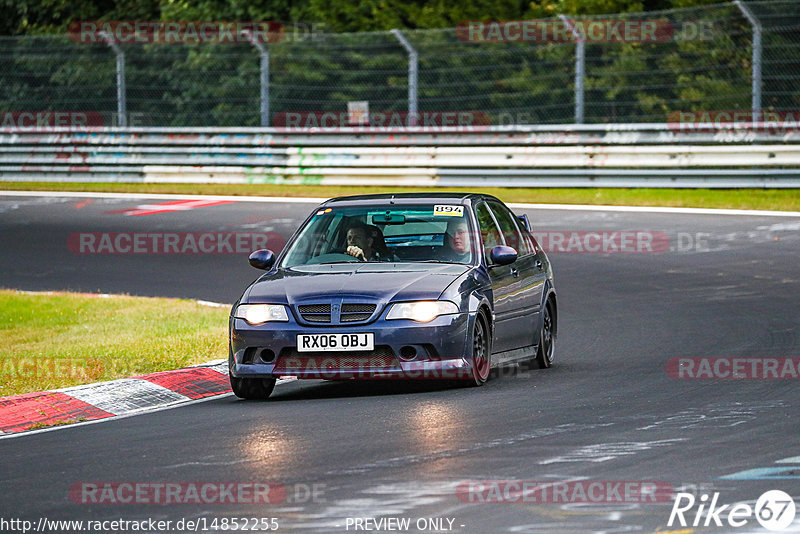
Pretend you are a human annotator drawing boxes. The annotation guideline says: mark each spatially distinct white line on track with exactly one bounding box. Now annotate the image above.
[0,190,324,204]
[196,300,231,308]
[505,202,800,218]
[2,190,799,217]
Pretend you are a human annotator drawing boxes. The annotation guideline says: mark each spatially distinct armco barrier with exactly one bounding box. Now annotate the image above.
[1,124,799,188]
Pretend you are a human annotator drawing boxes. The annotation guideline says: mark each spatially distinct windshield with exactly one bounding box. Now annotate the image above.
[280,203,475,267]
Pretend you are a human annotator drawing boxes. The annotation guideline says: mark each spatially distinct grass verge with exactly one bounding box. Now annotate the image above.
[0,289,229,397]
[1,182,799,211]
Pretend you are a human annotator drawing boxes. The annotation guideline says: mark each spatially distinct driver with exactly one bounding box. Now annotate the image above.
[345,223,377,261]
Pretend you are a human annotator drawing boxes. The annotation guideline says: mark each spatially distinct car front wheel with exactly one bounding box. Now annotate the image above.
[230,374,276,400]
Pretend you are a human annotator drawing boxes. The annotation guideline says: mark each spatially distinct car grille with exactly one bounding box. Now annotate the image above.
[298,303,331,323]
[341,303,377,323]
[273,346,397,373]
[296,303,377,324]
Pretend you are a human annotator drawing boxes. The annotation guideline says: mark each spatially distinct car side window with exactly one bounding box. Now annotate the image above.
[520,229,536,255]
[474,202,503,261]
[488,201,532,256]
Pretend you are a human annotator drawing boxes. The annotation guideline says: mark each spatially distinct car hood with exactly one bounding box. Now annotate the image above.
[244,263,470,305]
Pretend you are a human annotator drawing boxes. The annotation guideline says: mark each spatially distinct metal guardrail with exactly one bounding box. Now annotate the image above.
[1,124,799,188]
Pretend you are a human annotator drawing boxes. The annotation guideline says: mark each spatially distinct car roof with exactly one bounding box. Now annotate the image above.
[322,192,501,207]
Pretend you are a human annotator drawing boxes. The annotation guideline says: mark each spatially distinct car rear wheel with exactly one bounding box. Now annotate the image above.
[230,374,276,400]
[469,313,491,386]
[535,300,555,369]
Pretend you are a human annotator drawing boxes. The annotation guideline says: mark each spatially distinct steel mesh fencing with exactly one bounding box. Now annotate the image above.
[578,3,752,123]
[0,1,798,127]
[748,0,800,111]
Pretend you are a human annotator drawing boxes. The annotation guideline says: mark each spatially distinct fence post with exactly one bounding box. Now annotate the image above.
[241,30,270,127]
[390,29,419,126]
[734,1,762,118]
[558,15,585,124]
[98,32,126,127]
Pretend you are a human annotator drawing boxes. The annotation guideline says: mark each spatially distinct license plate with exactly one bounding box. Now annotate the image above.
[296,333,374,352]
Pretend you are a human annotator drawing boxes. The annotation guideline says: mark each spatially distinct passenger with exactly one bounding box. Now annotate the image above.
[441,218,472,263]
[368,225,392,259]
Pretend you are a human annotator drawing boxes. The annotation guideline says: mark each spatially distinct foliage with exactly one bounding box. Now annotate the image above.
[0,1,798,125]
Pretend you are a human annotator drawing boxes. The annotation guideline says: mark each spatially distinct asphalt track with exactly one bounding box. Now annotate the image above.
[1,192,799,533]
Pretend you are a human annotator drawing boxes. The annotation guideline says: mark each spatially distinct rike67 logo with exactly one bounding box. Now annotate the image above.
[669,490,796,531]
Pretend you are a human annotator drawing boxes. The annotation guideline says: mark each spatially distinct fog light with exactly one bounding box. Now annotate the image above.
[399,346,417,360]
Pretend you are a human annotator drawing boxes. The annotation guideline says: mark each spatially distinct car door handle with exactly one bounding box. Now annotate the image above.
[510,267,519,278]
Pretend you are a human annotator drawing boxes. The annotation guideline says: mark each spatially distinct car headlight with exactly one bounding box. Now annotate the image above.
[386,301,459,323]
[234,304,289,325]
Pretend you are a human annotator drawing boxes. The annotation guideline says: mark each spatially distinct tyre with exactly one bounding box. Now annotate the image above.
[468,312,491,386]
[535,299,555,369]
[229,373,276,400]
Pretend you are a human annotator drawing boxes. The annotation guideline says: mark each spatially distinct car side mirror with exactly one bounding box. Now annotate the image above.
[517,213,531,232]
[248,249,275,270]
[489,245,517,266]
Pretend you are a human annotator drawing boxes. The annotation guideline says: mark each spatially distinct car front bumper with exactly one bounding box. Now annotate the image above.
[230,312,473,380]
